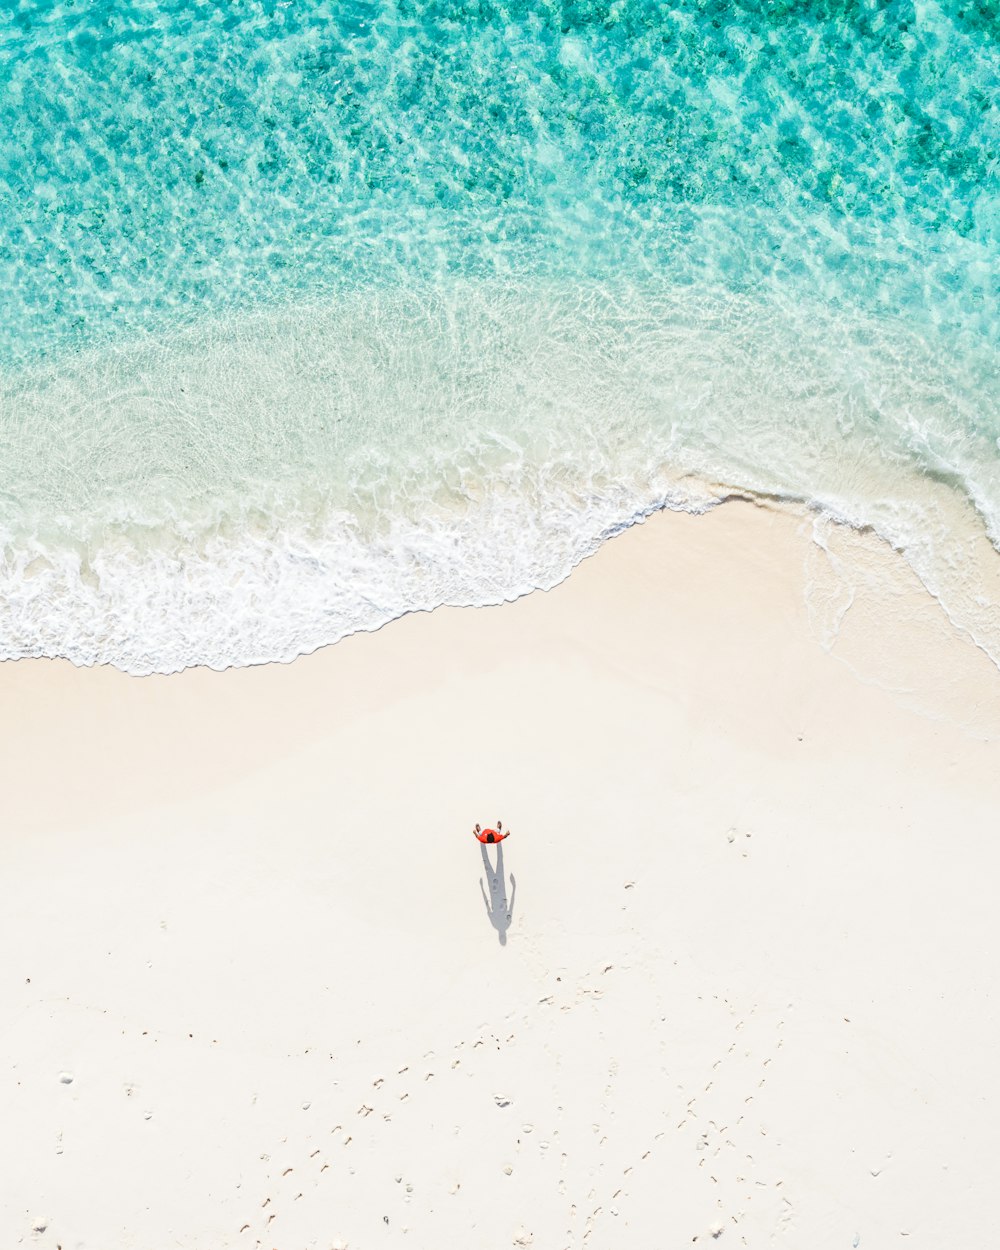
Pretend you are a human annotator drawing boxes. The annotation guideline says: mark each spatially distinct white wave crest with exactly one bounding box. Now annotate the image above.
[1,280,997,673]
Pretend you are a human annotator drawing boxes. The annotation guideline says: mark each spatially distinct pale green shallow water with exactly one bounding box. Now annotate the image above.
[0,0,997,672]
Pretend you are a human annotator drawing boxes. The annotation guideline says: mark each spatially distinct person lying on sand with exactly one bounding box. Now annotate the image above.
[473,821,510,845]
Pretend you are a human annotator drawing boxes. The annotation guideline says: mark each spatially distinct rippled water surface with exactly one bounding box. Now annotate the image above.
[1,0,997,671]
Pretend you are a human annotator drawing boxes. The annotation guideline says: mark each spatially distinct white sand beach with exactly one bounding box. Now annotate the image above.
[2,499,999,1249]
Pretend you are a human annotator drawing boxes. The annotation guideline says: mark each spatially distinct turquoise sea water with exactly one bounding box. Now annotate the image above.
[0,0,998,672]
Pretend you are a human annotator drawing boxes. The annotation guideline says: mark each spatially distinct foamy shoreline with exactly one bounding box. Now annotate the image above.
[2,499,999,1248]
[5,283,999,679]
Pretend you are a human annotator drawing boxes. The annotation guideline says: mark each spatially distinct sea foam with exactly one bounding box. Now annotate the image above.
[1,281,997,673]
[1,1,997,672]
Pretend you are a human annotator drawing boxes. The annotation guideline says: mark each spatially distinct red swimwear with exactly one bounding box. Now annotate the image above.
[475,828,508,844]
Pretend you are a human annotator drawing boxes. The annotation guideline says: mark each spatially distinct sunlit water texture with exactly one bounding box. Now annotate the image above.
[0,0,997,671]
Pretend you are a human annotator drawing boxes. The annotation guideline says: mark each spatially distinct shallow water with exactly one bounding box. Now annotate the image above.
[1,0,997,672]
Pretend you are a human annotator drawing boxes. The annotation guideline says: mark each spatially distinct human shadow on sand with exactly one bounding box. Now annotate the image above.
[480,841,516,946]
